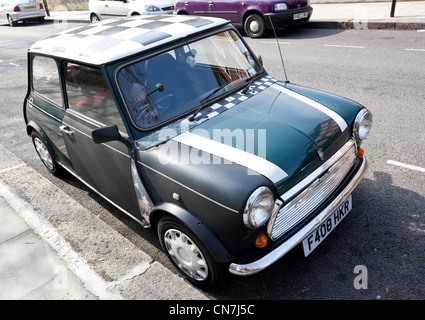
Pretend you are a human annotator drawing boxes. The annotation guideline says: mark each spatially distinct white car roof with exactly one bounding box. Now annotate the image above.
[29,15,228,65]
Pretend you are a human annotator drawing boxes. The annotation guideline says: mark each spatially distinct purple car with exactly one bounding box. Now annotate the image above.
[174,0,313,38]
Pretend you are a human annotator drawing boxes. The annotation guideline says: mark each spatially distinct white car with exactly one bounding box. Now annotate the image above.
[0,0,45,26]
[89,0,174,23]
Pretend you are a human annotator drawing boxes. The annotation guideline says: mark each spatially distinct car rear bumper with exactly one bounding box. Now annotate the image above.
[10,10,45,22]
[264,6,313,29]
[229,155,368,276]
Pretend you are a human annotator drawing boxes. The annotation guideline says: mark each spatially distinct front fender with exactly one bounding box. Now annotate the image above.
[150,202,233,264]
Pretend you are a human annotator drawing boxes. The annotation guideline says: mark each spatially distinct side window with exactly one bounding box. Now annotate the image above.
[32,55,63,107]
[64,62,127,133]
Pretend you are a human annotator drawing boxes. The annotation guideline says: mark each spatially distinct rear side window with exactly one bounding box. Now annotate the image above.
[32,55,63,106]
[64,62,126,133]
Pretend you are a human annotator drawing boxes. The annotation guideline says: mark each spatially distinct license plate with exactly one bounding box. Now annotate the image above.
[302,195,352,257]
[294,12,308,20]
[25,5,36,10]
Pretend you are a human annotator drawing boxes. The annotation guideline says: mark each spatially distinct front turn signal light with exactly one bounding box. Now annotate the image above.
[357,147,364,158]
[255,234,268,248]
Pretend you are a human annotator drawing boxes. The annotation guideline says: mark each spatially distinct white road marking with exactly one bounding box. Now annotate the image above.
[324,44,365,49]
[405,48,425,52]
[260,40,290,45]
[387,160,425,173]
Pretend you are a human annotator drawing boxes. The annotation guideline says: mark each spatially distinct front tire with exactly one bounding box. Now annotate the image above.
[157,217,222,288]
[244,13,266,38]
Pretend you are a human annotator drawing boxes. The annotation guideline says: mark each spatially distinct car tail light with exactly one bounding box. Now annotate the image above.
[40,3,44,9]
[13,5,21,12]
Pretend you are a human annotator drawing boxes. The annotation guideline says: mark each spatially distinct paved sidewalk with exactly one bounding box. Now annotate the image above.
[309,1,425,29]
[44,1,425,30]
[0,144,208,300]
[0,196,96,300]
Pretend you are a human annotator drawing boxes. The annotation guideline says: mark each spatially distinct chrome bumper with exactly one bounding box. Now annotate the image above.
[229,156,369,276]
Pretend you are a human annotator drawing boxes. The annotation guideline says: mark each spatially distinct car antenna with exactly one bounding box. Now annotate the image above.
[267,15,290,84]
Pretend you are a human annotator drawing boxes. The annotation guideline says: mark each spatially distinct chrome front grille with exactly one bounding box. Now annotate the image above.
[268,141,357,241]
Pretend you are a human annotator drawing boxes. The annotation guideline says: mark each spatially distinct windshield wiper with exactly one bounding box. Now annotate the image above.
[241,76,256,94]
[189,84,227,122]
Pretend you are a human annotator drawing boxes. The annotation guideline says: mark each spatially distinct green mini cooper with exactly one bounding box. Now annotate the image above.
[24,14,372,288]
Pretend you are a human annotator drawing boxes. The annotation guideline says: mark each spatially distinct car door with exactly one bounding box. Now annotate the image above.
[28,55,73,168]
[207,0,239,22]
[183,0,207,15]
[0,0,9,24]
[61,62,140,218]
[101,0,129,18]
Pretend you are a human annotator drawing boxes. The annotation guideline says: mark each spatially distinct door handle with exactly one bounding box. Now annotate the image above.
[209,1,213,6]
[59,125,74,136]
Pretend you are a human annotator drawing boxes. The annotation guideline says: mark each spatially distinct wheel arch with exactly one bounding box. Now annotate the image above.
[242,9,264,25]
[26,121,61,163]
[26,120,44,136]
[150,202,232,264]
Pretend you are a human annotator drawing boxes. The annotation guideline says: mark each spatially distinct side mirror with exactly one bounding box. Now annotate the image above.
[92,125,122,144]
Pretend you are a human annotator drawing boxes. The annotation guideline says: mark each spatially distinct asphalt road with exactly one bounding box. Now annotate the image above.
[0,21,424,300]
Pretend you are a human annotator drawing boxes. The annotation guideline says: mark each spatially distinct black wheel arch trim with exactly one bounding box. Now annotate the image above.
[26,121,61,163]
[150,202,233,264]
[26,120,43,136]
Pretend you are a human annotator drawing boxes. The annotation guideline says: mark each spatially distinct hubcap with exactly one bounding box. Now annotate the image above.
[164,229,208,281]
[249,19,260,33]
[34,138,54,170]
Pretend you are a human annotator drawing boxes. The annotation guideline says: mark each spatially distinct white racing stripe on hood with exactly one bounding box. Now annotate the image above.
[271,84,348,132]
[173,131,288,184]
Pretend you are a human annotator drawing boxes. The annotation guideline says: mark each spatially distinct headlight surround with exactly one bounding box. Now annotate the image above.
[243,187,275,229]
[353,108,373,141]
[145,5,160,12]
[274,3,288,11]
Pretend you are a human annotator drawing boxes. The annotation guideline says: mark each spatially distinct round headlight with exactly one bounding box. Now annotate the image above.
[243,187,274,229]
[145,5,160,12]
[353,108,372,141]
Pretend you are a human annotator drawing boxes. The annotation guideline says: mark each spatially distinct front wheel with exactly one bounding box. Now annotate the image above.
[157,217,222,288]
[244,14,266,38]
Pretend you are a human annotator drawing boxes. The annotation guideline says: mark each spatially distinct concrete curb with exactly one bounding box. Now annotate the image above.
[0,144,208,300]
[306,20,425,30]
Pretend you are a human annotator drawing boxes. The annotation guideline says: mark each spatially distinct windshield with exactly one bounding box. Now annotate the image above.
[116,29,261,130]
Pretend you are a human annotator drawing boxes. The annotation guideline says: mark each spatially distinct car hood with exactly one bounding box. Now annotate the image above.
[170,83,350,195]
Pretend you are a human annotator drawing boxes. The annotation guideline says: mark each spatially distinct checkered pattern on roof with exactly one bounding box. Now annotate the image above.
[30,15,228,65]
